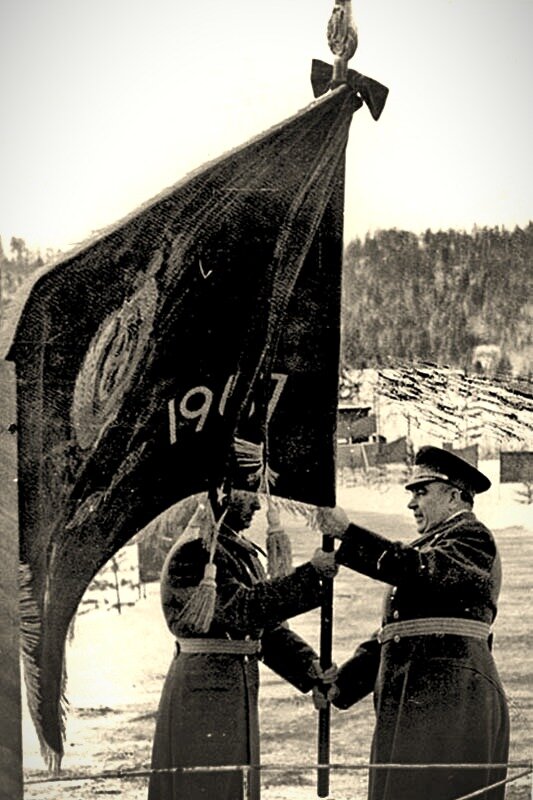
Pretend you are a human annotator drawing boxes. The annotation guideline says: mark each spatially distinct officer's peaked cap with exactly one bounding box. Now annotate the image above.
[404,445,491,495]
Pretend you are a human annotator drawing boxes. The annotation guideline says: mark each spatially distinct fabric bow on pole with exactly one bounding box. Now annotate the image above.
[311,59,389,121]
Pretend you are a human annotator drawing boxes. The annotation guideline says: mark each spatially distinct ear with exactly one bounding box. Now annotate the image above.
[448,486,461,505]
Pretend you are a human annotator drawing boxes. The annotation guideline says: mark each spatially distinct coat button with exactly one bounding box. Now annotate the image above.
[391,587,397,597]
[393,635,401,643]
[393,610,399,620]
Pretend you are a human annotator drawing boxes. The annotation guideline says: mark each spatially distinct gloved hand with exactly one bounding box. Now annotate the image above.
[310,658,340,709]
[317,506,350,539]
[310,548,338,578]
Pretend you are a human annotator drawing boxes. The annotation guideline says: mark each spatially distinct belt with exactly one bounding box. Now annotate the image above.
[378,617,491,644]
[176,637,261,655]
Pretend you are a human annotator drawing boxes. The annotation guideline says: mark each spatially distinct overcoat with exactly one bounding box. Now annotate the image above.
[333,510,510,800]
[148,528,322,800]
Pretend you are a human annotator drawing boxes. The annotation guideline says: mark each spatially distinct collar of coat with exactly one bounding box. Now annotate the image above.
[410,509,476,548]
[218,527,267,559]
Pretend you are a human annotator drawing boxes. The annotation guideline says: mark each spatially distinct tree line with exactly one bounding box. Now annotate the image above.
[341,224,533,378]
[0,237,61,308]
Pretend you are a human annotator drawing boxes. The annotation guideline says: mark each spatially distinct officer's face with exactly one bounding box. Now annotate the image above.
[225,493,261,533]
[407,481,454,533]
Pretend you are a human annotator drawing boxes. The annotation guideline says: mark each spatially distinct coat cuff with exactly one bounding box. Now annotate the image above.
[335,523,391,580]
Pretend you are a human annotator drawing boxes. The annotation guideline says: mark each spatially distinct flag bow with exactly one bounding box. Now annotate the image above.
[311,58,389,121]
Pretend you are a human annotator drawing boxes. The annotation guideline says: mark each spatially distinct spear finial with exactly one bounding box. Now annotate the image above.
[327,0,358,86]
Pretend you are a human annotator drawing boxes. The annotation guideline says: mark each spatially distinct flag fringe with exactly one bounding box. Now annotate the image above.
[132,493,207,547]
[20,562,67,772]
[262,494,321,528]
[233,437,279,491]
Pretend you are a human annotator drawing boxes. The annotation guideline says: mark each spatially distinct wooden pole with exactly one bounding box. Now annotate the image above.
[317,532,334,797]
[0,359,23,800]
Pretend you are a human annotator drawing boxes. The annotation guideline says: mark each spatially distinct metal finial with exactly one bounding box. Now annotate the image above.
[327,0,358,86]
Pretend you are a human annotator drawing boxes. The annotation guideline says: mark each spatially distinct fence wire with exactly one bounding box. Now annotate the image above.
[24,759,533,800]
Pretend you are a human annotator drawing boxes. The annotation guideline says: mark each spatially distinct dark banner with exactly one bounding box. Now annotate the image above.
[337,436,409,469]
[500,451,533,484]
[5,85,360,760]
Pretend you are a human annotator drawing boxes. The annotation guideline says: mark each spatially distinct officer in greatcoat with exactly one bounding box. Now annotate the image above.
[148,490,337,800]
[317,446,510,800]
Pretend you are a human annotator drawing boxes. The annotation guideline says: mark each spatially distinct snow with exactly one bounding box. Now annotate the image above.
[337,459,533,532]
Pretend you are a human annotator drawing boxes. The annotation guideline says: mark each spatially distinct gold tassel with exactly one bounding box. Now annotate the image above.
[176,561,218,634]
[177,504,221,633]
[266,502,293,578]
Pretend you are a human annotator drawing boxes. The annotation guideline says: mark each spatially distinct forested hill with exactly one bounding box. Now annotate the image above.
[342,224,533,378]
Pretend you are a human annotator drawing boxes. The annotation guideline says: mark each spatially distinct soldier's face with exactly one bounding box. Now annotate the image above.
[225,493,261,533]
[407,481,454,533]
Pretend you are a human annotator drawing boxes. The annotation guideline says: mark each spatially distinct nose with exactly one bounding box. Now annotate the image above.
[407,495,417,510]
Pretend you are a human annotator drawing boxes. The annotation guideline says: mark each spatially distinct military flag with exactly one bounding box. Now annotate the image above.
[4,82,370,766]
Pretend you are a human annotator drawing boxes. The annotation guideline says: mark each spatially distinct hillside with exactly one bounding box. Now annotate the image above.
[342,224,533,377]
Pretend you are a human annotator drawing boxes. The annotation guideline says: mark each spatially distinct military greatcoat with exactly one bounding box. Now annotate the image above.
[148,529,322,800]
[333,510,510,800]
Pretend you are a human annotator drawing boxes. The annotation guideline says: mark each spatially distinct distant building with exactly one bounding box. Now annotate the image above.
[337,405,376,443]
[472,344,501,375]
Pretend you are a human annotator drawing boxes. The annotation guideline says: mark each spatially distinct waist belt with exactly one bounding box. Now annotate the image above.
[176,637,261,655]
[378,617,491,644]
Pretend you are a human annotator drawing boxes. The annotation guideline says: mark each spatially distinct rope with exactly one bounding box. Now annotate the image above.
[24,760,532,785]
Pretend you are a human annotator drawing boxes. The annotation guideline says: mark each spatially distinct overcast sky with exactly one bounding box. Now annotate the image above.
[1,0,532,255]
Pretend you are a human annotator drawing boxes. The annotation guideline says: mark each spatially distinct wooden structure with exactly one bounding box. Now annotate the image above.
[337,435,408,470]
[337,404,375,442]
[500,451,533,484]
[0,359,23,800]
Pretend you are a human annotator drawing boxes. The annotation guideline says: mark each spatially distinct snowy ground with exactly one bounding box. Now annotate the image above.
[337,458,533,532]
[22,461,533,799]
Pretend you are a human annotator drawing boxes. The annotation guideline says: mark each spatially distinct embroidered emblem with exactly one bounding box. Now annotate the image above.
[71,259,160,450]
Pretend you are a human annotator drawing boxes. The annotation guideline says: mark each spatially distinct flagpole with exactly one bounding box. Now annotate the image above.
[317,3,358,796]
[317,531,335,797]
